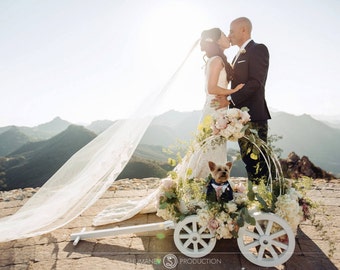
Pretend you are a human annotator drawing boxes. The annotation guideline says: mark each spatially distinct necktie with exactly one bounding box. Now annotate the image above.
[232,48,246,66]
[232,51,240,66]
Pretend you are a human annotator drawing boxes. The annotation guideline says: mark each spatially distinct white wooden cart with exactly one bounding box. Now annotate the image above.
[71,210,295,267]
[71,126,297,267]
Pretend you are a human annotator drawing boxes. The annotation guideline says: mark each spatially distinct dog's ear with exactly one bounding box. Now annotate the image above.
[208,161,216,171]
[226,161,233,170]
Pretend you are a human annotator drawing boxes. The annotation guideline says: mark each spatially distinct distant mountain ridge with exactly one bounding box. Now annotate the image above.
[312,114,340,129]
[0,117,72,156]
[0,109,339,190]
[141,110,340,176]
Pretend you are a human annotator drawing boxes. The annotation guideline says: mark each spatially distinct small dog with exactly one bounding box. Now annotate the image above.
[206,161,233,203]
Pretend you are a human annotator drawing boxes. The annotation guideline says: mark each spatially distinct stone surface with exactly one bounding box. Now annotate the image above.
[0,178,339,270]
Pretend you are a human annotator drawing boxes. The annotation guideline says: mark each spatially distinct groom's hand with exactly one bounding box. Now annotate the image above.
[211,95,230,109]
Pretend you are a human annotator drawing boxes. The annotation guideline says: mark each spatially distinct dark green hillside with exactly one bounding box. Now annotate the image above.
[118,157,169,179]
[10,140,49,156]
[134,144,170,162]
[3,125,96,190]
[0,127,31,156]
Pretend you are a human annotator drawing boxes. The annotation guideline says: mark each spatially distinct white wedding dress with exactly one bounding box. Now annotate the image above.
[173,56,228,179]
[93,56,229,226]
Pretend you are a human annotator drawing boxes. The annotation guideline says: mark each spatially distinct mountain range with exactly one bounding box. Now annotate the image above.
[140,110,340,176]
[0,110,339,191]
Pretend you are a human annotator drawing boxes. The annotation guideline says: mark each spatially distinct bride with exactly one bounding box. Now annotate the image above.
[173,28,244,179]
[93,28,244,225]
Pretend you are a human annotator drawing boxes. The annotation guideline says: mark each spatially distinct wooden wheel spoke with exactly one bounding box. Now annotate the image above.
[200,233,213,239]
[183,239,191,248]
[179,233,190,239]
[244,229,260,240]
[272,239,288,250]
[183,225,192,234]
[198,226,207,234]
[199,239,208,248]
[265,220,273,235]
[255,223,265,235]
[245,240,260,250]
[268,245,279,260]
[257,246,265,259]
[270,230,286,240]
[193,242,199,252]
[192,221,198,232]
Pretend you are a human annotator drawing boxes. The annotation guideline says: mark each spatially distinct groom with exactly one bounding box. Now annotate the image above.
[216,17,271,184]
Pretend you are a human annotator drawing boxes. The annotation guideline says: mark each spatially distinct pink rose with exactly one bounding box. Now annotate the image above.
[208,219,219,231]
[241,111,251,123]
[212,125,220,135]
[234,183,246,193]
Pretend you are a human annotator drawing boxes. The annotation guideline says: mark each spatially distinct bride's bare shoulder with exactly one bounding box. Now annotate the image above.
[208,56,224,68]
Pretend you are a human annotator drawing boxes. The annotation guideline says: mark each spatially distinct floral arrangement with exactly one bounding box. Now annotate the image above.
[156,107,315,239]
[196,107,250,145]
[240,48,247,54]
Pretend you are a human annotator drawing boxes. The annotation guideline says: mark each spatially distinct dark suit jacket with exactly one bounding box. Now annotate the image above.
[206,178,233,203]
[230,40,271,122]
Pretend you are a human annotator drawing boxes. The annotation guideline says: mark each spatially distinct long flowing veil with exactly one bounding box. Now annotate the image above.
[0,39,200,242]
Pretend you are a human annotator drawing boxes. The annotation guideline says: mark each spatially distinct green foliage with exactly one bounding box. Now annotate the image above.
[237,207,256,227]
[247,180,255,201]
[291,176,313,194]
[159,190,177,209]
[247,178,276,212]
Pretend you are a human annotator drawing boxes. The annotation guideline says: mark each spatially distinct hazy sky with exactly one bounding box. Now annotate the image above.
[1,0,339,126]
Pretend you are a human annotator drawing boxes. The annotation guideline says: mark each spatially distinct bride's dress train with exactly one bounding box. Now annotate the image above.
[93,56,229,226]
[0,41,201,242]
[0,41,234,240]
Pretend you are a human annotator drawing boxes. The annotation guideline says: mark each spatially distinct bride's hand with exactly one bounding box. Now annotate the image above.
[234,83,245,92]
[211,95,229,109]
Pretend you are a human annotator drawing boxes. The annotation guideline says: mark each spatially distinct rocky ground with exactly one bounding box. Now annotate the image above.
[0,177,339,270]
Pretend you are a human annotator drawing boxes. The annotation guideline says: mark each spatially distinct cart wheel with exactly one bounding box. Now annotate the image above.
[237,212,295,267]
[173,215,216,258]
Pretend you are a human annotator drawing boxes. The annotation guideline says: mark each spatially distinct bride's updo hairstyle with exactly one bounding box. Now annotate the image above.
[200,28,233,81]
